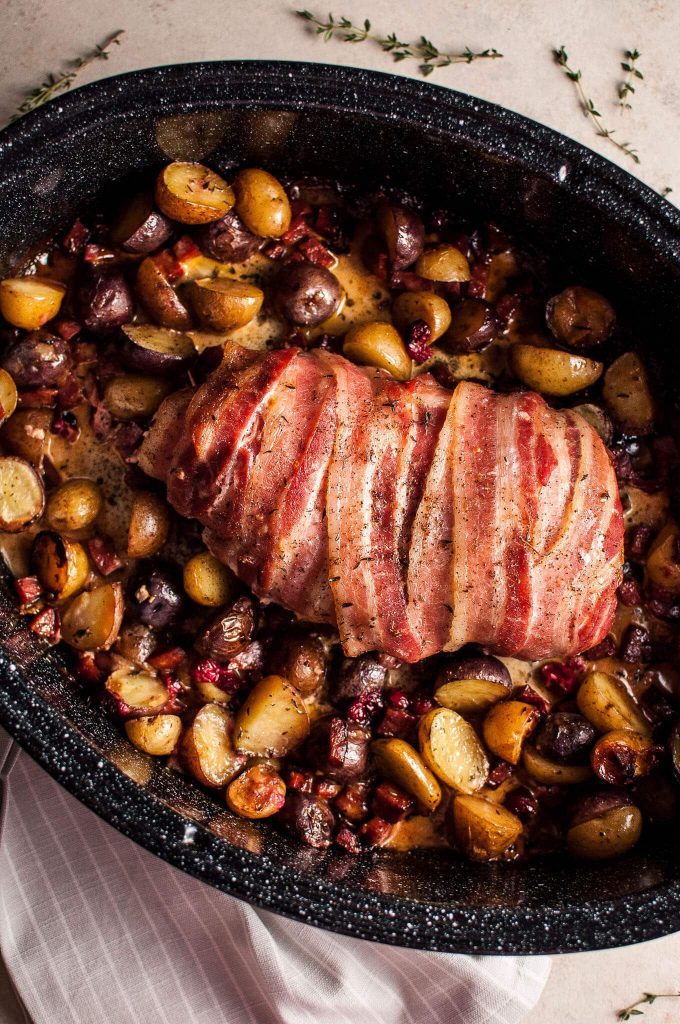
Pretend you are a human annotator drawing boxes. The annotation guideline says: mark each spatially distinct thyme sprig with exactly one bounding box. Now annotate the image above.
[618,991,680,1020]
[619,49,643,110]
[295,11,502,76]
[554,46,640,164]
[11,30,124,123]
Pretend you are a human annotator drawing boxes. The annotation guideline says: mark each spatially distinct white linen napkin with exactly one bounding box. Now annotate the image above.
[0,727,549,1024]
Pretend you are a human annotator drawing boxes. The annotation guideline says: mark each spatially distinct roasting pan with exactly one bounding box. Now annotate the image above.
[1,60,679,954]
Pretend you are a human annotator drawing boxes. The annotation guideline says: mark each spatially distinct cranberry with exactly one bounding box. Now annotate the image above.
[515,685,551,715]
[51,408,80,443]
[147,646,186,671]
[504,786,539,822]
[539,659,583,695]
[644,587,680,622]
[411,694,435,716]
[627,524,654,558]
[335,827,362,855]
[619,624,652,663]
[618,580,641,607]
[486,760,513,788]
[405,319,433,364]
[346,689,385,726]
[583,635,617,660]
[388,690,411,711]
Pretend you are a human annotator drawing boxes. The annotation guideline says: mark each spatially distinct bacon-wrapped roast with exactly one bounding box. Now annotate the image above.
[139,345,623,663]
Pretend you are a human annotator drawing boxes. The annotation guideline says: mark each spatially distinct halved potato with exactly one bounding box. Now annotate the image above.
[61,582,123,650]
[233,674,310,757]
[602,352,655,434]
[120,324,196,375]
[180,703,247,787]
[188,278,264,333]
[567,805,642,860]
[127,491,171,558]
[0,456,45,532]
[0,408,54,468]
[418,707,489,794]
[372,738,442,813]
[576,671,651,736]
[155,162,235,224]
[482,700,541,765]
[435,677,511,715]
[0,369,18,426]
[106,666,172,717]
[32,531,90,600]
[646,522,680,594]
[415,245,470,283]
[125,714,182,755]
[451,794,523,862]
[522,745,593,785]
[104,375,172,421]
[183,550,235,607]
[510,344,603,396]
[136,257,193,330]
[0,277,65,330]
[225,764,287,818]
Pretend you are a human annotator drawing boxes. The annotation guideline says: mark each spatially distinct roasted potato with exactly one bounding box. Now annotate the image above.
[343,321,412,381]
[155,162,235,224]
[136,257,193,330]
[120,324,196,376]
[188,278,264,332]
[418,707,489,794]
[125,714,182,755]
[571,403,613,445]
[233,675,310,757]
[646,522,680,594]
[127,491,171,558]
[225,764,287,818]
[415,244,470,283]
[441,299,498,353]
[576,671,651,736]
[372,738,442,813]
[194,209,262,262]
[1,331,71,388]
[45,479,102,534]
[32,531,90,600]
[450,794,523,861]
[195,595,256,660]
[376,204,425,270]
[0,368,17,426]
[272,262,343,328]
[510,343,603,396]
[103,375,172,421]
[591,729,661,786]
[268,630,326,697]
[232,168,291,238]
[0,277,65,330]
[78,269,134,334]
[546,286,615,349]
[61,582,124,650]
[522,744,593,785]
[602,352,655,434]
[392,290,451,342]
[106,666,176,717]
[183,550,235,607]
[567,792,642,860]
[0,408,54,468]
[127,562,184,630]
[482,700,541,765]
[180,703,247,787]
[0,456,45,532]
[435,654,512,715]
[110,192,173,253]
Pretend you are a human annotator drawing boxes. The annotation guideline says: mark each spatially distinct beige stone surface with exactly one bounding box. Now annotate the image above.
[1,2,680,1022]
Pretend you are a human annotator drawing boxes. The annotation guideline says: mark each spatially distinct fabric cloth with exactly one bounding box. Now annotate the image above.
[0,727,550,1024]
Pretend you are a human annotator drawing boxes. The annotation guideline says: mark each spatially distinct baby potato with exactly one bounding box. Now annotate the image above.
[61,582,124,650]
[418,707,489,794]
[127,491,171,558]
[120,324,196,376]
[392,290,451,342]
[0,408,54,468]
[181,703,247,788]
[33,531,90,600]
[225,764,287,819]
[510,343,603,396]
[567,802,642,860]
[183,550,235,606]
[232,168,292,238]
[0,277,65,330]
[343,321,412,381]
[155,161,235,224]
[591,729,660,786]
[233,674,310,757]
[602,352,655,434]
[576,671,651,736]
[107,667,173,717]
[0,456,45,533]
[188,278,264,333]
[522,744,593,785]
[125,714,182,756]
[451,794,523,862]
[372,738,442,813]
[645,522,680,594]
[0,368,18,426]
[482,700,541,765]
[415,244,470,283]
[136,257,193,331]
[104,375,172,421]
[45,478,103,534]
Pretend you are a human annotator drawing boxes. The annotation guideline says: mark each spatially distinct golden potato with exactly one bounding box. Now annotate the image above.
[392,291,451,342]
[482,700,541,765]
[343,321,412,381]
[0,456,45,533]
[451,794,523,861]
[125,714,182,756]
[435,678,511,716]
[127,491,171,558]
[188,278,264,333]
[510,343,603,396]
[567,805,642,860]
[136,257,193,331]
[576,671,651,736]
[183,550,235,607]
[233,675,310,757]
[0,408,54,468]
[0,277,65,330]
[602,351,655,434]
[33,531,90,600]
[103,375,172,421]
[372,738,442,813]
[225,764,287,819]
[522,745,593,785]
[61,582,124,650]
[107,668,172,715]
[232,168,291,238]
[45,478,103,534]
[0,368,18,426]
[155,162,235,224]
[646,522,680,594]
[181,704,247,788]
[418,707,489,794]
[415,245,470,283]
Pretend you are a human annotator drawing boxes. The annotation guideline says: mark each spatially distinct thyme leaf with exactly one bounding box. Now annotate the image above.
[295,10,502,76]
[618,992,680,1020]
[554,45,640,164]
[11,30,124,123]
[619,48,643,111]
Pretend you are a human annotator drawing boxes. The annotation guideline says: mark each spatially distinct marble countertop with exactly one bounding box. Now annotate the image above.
[1,1,680,1021]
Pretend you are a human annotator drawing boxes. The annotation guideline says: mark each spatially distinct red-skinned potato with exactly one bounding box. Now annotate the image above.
[376,204,425,270]
[188,278,264,332]
[1,331,71,388]
[442,299,499,353]
[136,257,193,330]
[111,193,173,253]
[120,324,196,376]
[194,209,262,262]
[78,269,134,334]
[180,703,247,787]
